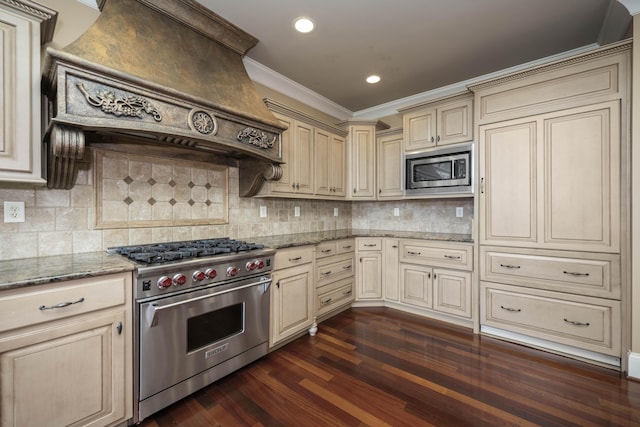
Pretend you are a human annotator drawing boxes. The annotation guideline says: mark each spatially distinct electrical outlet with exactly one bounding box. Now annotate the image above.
[259,206,267,218]
[334,207,339,217]
[393,207,400,217]
[4,201,25,223]
[456,207,464,218]
[294,206,300,217]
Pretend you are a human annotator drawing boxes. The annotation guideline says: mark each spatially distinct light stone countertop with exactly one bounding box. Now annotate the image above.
[0,229,472,291]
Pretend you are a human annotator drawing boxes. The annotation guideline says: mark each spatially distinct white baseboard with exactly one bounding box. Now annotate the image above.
[627,352,640,379]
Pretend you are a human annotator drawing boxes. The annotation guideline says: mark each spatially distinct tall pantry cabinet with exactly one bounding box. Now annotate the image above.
[470,41,630,367]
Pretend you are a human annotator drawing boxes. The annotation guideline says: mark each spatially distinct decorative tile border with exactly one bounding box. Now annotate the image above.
[94,149,228,229]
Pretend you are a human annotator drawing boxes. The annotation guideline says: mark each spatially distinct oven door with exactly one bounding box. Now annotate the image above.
[137,275,270,400]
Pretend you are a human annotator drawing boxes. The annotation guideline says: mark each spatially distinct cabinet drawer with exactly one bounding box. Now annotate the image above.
[274,246,314,269]
[316,254,354,286]
[400,240,472,270]
[481,246,620,299]
[481,282,620,356]
[0,273,129,333]
[316,241,337,259]
[357,238,382,251]
[336,239,355,254]
[317,278,354,316]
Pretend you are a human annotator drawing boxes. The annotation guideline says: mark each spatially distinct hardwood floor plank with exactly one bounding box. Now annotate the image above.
[139,308,640,426]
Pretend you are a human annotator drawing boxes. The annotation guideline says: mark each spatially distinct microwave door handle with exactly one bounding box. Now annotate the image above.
[144,277,273,328]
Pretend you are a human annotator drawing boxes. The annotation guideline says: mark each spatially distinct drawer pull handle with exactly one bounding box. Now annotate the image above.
[39,297,85,311]
[564,318,590,327]
[321,271,332,276]
[392,245,398,248]
[289,256,303,261]
[343,245,352,249]
[408,251,421,255]
[321,249,332,253]
[344,290,352,295]
[321,298,333,305]
[343,265,352,270]
[563,271,589,277]
[444,255,461,260]
[500,264,521,269]
[364,244,377,247]
[500,305,521,313]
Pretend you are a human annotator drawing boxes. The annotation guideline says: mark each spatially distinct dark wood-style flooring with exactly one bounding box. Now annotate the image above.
[138,307,640,426]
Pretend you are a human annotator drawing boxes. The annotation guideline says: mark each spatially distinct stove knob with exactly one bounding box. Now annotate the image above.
[157,276,173,289]
[227,266,238,277]
[173,273,187,286]
[245,261,256,271]
[193,270,206,282]
[205,268,217,279]
[256,259,265,269]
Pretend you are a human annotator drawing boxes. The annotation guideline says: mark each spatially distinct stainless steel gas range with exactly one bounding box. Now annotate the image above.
[109,238,275,424]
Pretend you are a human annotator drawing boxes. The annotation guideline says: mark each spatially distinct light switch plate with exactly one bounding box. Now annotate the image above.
[456,207,464,218]
[393,207,400,217]
[259,206,267,218]
[334,207,339,217]
[294,206,300,217]
[4,201,25,223]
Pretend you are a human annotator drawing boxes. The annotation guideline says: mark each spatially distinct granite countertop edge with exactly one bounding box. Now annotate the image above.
[0,229,472,291]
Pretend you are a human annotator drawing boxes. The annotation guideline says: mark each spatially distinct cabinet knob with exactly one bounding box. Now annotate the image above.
[431,136,434,143]
[116,322,123,335]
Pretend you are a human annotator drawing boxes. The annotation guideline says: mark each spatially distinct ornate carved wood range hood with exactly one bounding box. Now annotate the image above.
[41,0,284,196]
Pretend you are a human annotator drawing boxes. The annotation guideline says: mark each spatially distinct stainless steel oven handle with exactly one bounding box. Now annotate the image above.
[144,277,272,328]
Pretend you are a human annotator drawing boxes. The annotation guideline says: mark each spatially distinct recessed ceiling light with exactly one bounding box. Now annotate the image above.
[366,75,381,84]
[293,17,315,33]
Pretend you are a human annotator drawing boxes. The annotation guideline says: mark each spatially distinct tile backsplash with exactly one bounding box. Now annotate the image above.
[0,153,472,261]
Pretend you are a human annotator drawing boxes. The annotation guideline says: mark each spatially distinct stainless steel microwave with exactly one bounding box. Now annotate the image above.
[405,144,473,195]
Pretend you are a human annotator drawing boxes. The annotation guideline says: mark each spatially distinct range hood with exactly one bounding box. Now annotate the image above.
[42,0,285,196]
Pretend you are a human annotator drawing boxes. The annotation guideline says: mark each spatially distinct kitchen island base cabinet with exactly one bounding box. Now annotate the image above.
[0,272,132,427]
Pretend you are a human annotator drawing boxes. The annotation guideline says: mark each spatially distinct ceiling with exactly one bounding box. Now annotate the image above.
[195,1,631,117]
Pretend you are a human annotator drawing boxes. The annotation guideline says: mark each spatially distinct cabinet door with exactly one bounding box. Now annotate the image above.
[437,98,473,146]
[270,265,313,346]
[479,119,538,246]
[404,108,436,151]
[330,133,346,196]
[542,102,620,252]
[294,121,314,194]
[433,268,471,318]
[0,311,128,427]
[350,125,376,199]
[377,133,404,199]
[400,264,432,308]
[270,113,296,194]
[383,239,400,301]
[356,252,382,299]
[314,128,332,196]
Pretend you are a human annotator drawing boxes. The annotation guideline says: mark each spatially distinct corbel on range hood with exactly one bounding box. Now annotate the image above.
[41,0,285,196]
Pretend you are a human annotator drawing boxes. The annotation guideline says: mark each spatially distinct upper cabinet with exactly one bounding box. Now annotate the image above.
[400,93,473,152]
[376,128,403,200]
[259,99,347,199]
[0,0,56,185]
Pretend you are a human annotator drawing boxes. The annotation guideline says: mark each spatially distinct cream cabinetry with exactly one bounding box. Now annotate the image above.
[376,129,404,200]
[0,1,56,184]
[471,42,630,365]
[315,239,355,319]
[383,239,400,301]
[400,94,473,152]
[315,129,346,197]
[0,272,132,427]
[398,239,473,321]
[270,246,314,347]
[355,238,383,300]
[342,120,389,200]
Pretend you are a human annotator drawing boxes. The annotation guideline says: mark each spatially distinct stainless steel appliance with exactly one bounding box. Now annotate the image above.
[405,144,473,195]
[109,238,275,424]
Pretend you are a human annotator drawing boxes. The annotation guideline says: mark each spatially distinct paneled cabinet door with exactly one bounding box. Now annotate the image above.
[400,264,432,309]
[433,268,471,318]
[349,125,376,199]
[315,129,346,197]
[356,252,382,299]
[269,113,314,195]
[383,239,400,301]
[479,101,620,252]
[377,131,404,199]
[0,311,128,427]
[270,264,314,346]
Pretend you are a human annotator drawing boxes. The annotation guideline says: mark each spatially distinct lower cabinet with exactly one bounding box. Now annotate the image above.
[0,272,132,427]
[270,246,314,347]
[315,239,355,320]
[356,238,383,301]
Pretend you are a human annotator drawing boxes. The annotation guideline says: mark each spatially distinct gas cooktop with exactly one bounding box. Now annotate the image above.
[108,238,266,265]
